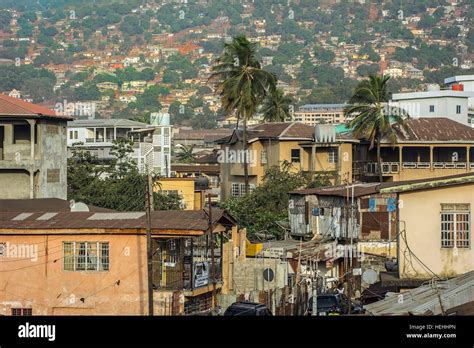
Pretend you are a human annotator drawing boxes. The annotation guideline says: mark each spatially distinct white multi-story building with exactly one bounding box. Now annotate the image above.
[445,75,474,109]
[67,115,172,176]
[131,113,172,177]
[392,85,474,127]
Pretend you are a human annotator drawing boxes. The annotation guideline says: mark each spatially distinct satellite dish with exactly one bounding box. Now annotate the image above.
[263,268,274,282]
[70,202,90,212]
[362,269,378,285]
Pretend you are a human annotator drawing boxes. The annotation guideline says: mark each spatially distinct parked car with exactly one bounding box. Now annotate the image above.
[307,294,363,316]
[224,301,273,316]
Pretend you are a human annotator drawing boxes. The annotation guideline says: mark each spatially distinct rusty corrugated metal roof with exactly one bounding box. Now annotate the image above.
[388,118,474,142]
[217,122,315,145]
[291,173,474,197]
[0,209,235,233]
[290,183,380,197]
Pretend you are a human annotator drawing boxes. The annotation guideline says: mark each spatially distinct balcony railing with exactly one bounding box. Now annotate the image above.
[366,162,472,174]
[85,138,114,143]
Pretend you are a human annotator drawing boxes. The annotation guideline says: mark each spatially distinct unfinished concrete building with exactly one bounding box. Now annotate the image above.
[0,93,71,199]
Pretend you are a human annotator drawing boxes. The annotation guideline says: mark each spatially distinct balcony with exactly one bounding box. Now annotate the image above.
[84,137,114,144]
[365,161,473,175]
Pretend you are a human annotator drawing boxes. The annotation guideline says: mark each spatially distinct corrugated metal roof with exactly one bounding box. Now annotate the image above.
[0,209,235,233]
[291,183,380,197]
[87,212,145,220]
[291,173,474,197]
[388,118,474,142]
[365,271,474,315]
[218,122,316,145]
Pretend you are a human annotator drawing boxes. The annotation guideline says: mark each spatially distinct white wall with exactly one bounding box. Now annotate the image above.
[392,97,470,126]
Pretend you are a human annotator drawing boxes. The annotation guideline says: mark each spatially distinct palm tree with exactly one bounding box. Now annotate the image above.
[344,75,406,183]
[210,35,276,194]
[261,88,293,122]
[175,145,196,163]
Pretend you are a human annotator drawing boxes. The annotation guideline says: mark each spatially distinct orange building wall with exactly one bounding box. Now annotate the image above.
[0,234,149,315]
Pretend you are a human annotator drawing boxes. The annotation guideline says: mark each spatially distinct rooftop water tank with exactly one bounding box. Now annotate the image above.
[452,83,464,91]
[150,112,170,126]
[315,124,336,143]
[195,177,209,190]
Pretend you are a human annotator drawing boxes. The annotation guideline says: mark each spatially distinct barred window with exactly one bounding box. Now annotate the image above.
[63,242,110,271]
[240,183,246,196]
[231,183,240,197]
[261,150,268,165]
[0,242,5,257]
[441,204,470,249]
[328,148,338,164]
[12,308,32,316]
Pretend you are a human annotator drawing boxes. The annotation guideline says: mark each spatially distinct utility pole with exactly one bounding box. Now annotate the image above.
[145,174,154,316]
[312,260,317,316]
[206,193,218,310]
[345,180,352,315]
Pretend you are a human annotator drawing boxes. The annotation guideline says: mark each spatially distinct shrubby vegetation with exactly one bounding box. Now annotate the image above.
[68,138,181,211]
[221,162,332,239]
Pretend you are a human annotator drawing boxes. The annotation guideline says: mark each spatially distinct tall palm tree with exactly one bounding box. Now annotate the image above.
[261,88,293,122]
[344,75,406,182]
[210,35,276,194]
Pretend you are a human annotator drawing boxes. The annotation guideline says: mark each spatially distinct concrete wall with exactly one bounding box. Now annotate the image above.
[0,119,68,199]
[0,234,148,315]
[232,257,288,294]
[37,121,68,199]
[0,170,30,199]
[399,184,474,279]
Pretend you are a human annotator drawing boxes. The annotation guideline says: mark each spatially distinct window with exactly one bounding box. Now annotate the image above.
[291,149,300,163]
[239,183,246,196]
[328,148,338,164]
[63,242,109,271]
[260,150,268,165]
[231,183,255,197]
[231,183,240,197]
[429,105,435,113]
[0,242,5,257]
[456,105,461,114]
[11,308,32,316]
[441,204,470,249]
